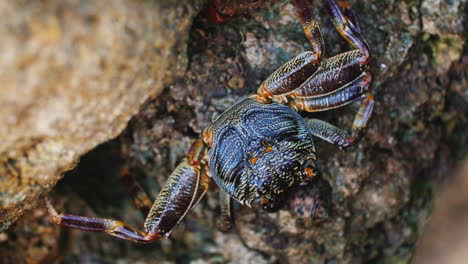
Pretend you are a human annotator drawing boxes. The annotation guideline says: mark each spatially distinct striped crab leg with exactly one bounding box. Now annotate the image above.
[46,139,211,242]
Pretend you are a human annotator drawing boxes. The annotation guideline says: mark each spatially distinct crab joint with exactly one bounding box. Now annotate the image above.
[44,198,62,224]
[187,139,206,166]
[250,94,271,104]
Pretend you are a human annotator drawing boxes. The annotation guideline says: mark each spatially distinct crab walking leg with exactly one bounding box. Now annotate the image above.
[45,198,157,243]
[256,52,321,99]
[337,0,362,33]
[290,69,372,111]
[143,159,210,238]
[321,0,370,61]
[294,0,325,58]
[120,167,153,217]
[217,190,234,232]
[306,93,374,149]
[46,156,211,242]
[190,169,211,210]
[291,50,371,98]
[256,0,325,99]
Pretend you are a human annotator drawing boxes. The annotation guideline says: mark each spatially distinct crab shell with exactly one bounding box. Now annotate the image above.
[206,97,317,211]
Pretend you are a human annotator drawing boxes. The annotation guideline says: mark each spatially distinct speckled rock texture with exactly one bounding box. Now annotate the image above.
[0,0,201,232]
[1,0,467,263]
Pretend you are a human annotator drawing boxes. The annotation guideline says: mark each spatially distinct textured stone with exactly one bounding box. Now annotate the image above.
[0,0,201,231]
[1,0,467,263]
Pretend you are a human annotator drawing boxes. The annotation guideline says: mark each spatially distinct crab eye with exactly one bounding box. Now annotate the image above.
[312,167,320,177]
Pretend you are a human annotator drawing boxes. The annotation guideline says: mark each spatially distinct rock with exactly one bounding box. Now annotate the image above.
[1,0,467,263]
[0,0,202,231]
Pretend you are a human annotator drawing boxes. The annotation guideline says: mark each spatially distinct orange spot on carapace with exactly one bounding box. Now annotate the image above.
[250,157,259,164]
[304,168,315,178]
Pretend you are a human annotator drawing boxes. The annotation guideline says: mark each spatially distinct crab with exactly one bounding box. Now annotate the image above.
[46,0,374,243]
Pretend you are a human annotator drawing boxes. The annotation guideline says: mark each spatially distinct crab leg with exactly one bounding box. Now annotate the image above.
[257,52,322,99]
[291,50,371,98]
[321,0,370,61]
[288,0,374,148]
[290,67,372,111]
[256,0,325,99]
[294,0,325,58]
[46,197,157,243]
[289,0,372,99]
[143,159,210,239]
[338,0,362,33]
[47,141,211,243]
[217,190,234,232]
[306,93,374,149]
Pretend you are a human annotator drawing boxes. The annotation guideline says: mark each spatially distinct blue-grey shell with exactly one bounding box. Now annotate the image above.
[207,98,316,205]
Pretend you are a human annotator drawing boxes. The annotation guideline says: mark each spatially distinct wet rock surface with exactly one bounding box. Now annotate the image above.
[1,0,467,263]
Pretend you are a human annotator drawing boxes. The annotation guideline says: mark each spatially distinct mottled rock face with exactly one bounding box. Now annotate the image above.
[1,0,467,263]
[0,0,202,231]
